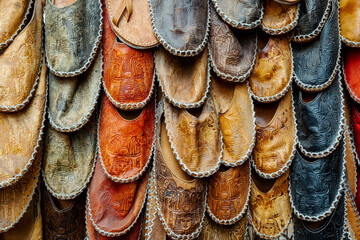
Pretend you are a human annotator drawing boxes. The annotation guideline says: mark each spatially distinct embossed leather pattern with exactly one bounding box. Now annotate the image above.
[209,5,257,82]
[45,0,102,76]
[103,6,154,109]
[164,95,222,177]
[252,90,296,177]
[0,0,42,112]
[293,73,343,156]
[149,0,208,55]
[99,95,155,182]
[249,34,293,101]
[250,171,292,238]
[292,0,340,90]
[290,140,345,219]
[106,0,158,49]
[48,50,102,132]
[344,48,360,102]
[293,193,346,240]
[340,0,360,46]
[207,162,250,223]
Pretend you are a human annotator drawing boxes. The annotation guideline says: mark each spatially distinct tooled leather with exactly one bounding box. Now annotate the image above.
[293,193,346,240]
[198,214,247,240]
[252,90,296,176]
[292,0,340,87]
[88,158,148,234]
[344,48,360,100]
[164,96,222,176]
[207,162,250,222]
[42,185,86,240]
[0,0,42,110]
[103,6,154,107]
[0,60,46,186]
[209,5,257,81]
[250,171,292,238]
[249,35,292,99]
[293,74,342,154]
[155,47,208,106]
[149,0,208,52]
[340,0,360,44]
[45,0,102,75]
[262,0,298,30]
[48,50,102,132]
[43,115,97,198]
[290,142,344,219]
[99,95,155,181]
[106,0,158,48]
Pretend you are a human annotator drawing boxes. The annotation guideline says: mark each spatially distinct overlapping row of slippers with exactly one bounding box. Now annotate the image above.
[0,0,360,239]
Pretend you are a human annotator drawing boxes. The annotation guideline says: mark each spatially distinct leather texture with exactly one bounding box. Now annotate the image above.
[352,103,360,160]
[345,129,357,195]
[249,34,292,100]
[105,0,158,48]
[290,141,344,219]
[261,0,298,31]
[293,193,345,240]
[340,0,360,45]
[0,148,40,233]
[48,50,102,132]
[43,115,97,199]
[198,214,247,240]
[41,185,86,240]
[0,60,46,187]
[211,75,255,166]
[293,73,343,155]
[164,95,222,177]
[103,6,154,109]
[252,90,296,177]
[0,0,42,111]
[155,47,208,108]
[88,158,148,236]
[250,171,292,238]
[344,48,360,101]
[292,0,340,89]
[149,0,208,54]
[207,162,250,223]
[44,0,102,76]
[345,191,360,240]
[99,95,155,182]
[209,5,257,82]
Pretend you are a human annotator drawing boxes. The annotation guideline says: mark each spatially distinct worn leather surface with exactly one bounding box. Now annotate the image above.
[340,0,360,44]
[211,75,255,165]
[293,193,345,240]
[345,130,357,195]
[0,0,42,110]
[208,162,250,222]
[88,158,148,234]
[252,90,296,175]
[103,7,154,108]
[45,0,102,75]
[149,0,208,53]
[164,95,222,176]
[155,47,208,106]
[0,0,31,48]
[99,95,155,181]
[352,103,360,159]
[290,141,344,218]
[344,48,360,99]
[0,60,46,186]
[250,171,291,237]
[294,0,330,38]
[292,0,340,87]
[262,0,298,30]
[42,185,86,240]
[213,0,262,28]
[48,50,102,132]
[209,5,257,81]
[198,214,247,240]
[293,73,342,154]
[249,34,292,99]
[43,115,97,198]
[106,0,158,48]
[0,186,42,240]
[155,109,206,237]
[346,192,360,240]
